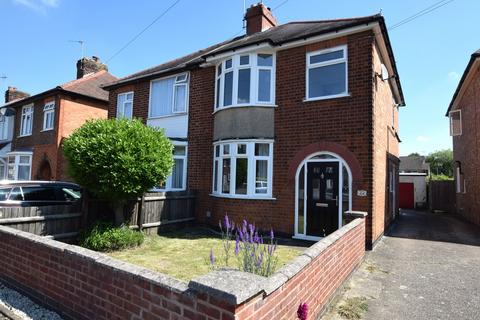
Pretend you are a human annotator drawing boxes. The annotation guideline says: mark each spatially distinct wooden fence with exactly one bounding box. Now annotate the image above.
[429,180,456,213]
[0,203,82,240]
[84,191,197,233]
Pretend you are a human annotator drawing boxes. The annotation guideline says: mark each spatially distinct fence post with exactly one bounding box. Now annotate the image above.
[137,194,145,231]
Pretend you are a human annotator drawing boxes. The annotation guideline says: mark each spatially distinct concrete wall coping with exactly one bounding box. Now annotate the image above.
[344,210,369,218]
[0,225,189,293]
[189,218,365,303]
[0,217,365,307]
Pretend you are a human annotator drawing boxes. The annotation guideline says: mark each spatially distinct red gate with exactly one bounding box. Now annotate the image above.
[399,182,414,209]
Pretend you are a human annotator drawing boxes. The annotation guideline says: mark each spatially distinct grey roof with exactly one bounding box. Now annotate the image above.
[446,49,480,115]
[1,71,117,109]
[104,13,403,103]
[399,156,430,173]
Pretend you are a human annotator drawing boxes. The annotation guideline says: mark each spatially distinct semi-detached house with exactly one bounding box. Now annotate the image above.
[104,3,405,247]
[0,57,116,182]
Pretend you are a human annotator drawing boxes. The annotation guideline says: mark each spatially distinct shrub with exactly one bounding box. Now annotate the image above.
[80,223,145,252]
[63,118,174,224]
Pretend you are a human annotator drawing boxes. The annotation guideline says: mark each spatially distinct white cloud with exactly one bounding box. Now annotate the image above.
[12,0,59,13]
[448,71,460,81]
[416,135,431,143]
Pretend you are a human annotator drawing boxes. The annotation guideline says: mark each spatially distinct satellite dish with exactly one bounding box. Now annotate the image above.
[381,64,389,81]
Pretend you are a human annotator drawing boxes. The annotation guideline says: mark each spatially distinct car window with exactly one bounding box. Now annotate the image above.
[22,187,57,201]
[9,187,23,201]
[0,187,12,201]
[61,187,81,201]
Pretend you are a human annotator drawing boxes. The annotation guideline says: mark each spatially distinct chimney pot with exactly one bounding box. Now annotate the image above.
[4,87,30,104]
[76,56,108,79]
[244,3,278,35]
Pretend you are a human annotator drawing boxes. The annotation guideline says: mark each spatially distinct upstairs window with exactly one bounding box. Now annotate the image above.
[20,105,33,136]
[306,45,348,100]
[149,73,189,118]
[0,115,9,140]
[43,102,55,131]
[449,110,462,136]
[215,53,275,110]
[117,92,133,119]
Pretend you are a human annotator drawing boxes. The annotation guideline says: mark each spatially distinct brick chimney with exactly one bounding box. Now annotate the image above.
[76,56,108,79]
[244,3,278,35]
[4,87,30,103]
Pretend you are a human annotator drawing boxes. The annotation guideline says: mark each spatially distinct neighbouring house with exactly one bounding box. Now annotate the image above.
[103,3,405,247]
[446,49,480,226]
[0,56,116,181]
[398,155,429,209]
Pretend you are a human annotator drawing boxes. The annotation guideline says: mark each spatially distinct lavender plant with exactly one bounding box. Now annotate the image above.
[209,215,278,277]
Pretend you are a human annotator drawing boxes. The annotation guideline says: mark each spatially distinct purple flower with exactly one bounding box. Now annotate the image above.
[209,249,215,265]
[256,252,264,267]
[248,223,255,235]
[270,229,274,240]
[297,302,309,320]
[235,237,240,256]
[224,214,230,230]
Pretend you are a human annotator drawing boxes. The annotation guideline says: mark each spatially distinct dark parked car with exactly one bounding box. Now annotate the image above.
[0,181,82,207]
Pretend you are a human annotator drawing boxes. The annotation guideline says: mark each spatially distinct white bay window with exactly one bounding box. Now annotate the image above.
[7,152,32,181]
[215,53,275,110]
[212,140,273,198]
[149,73,189,118]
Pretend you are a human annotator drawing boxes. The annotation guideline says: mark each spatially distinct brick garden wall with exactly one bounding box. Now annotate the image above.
[0,216,365,320]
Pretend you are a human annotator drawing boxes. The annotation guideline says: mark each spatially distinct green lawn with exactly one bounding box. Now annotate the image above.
[108,227,305,281]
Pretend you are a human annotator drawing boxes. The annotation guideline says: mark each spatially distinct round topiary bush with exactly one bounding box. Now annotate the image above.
[63,118,174,224]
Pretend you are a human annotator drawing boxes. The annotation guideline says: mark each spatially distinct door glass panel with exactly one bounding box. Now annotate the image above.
[297,166,305,234]
[325,179,334,200]
[312,178,320,200]
[325,166,333,174]
[342,165,350,219]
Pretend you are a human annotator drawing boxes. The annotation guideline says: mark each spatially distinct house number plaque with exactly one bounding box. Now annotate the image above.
[357,190,367,197]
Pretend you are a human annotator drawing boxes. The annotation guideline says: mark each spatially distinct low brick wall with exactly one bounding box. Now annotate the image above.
[0,217,365,320]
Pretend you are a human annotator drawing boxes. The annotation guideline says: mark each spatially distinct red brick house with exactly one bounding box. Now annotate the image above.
[0,57,116,181]
[446,49,480,226]
[104,4,405,246]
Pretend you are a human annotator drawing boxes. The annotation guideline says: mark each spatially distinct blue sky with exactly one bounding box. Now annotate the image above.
[0,0,477,156]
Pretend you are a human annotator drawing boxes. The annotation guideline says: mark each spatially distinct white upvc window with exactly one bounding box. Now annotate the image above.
[6,152,32,181]
[20,105,33,137]
[149,73,189,118]
[306,45,348,100]
[449,110,462,136]
[154,144,187,191]
[42,102,55,131]
[0,116,9,140]
[117,92,134,119]
[212,140,273,199]
[215,53,275,110]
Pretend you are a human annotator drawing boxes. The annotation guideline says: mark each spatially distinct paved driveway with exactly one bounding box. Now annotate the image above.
[322,210,480,320]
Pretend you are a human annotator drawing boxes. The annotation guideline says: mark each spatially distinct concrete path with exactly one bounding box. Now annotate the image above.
[322,210,480,320]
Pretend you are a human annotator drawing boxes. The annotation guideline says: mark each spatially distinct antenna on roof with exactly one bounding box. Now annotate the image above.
[379,8,383,15]
[68,40,85,59]
[243,0,246,29]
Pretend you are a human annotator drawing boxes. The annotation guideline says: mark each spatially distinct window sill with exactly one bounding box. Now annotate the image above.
[303,93,350,102]
[41,128,54,132]
[209,193,276,200]
[148,113,188,120]
[212,104,277,115]
[17,134,32,138]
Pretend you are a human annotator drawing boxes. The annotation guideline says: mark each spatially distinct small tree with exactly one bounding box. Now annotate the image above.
[426,149,453,177]
[63,118,174,225]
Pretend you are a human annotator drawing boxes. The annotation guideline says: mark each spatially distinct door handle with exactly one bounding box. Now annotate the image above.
[316,203,328,207]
